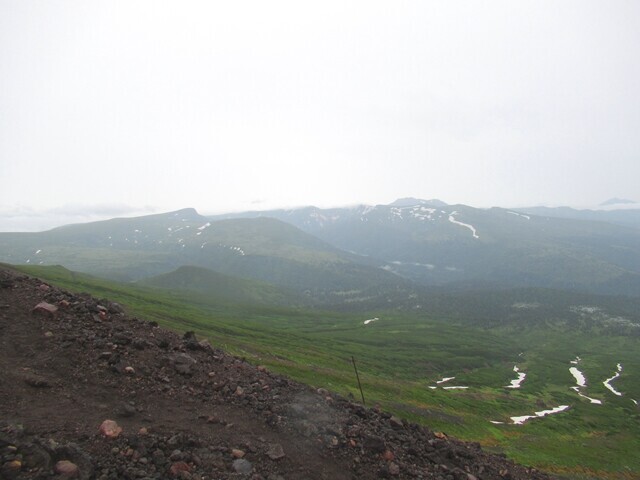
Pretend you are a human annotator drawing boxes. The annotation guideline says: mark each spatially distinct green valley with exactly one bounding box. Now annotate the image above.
[13,264,640,479]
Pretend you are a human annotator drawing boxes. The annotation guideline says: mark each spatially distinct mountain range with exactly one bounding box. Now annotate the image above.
[210,199,640,297]
[1,198,640,303]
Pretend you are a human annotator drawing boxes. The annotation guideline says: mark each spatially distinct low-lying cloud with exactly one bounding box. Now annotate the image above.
[0,204,160,232]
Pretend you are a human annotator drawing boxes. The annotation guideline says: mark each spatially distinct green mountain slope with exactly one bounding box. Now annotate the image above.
[138,265,301,306]
[0,209,406,299]
[210,200,640,296]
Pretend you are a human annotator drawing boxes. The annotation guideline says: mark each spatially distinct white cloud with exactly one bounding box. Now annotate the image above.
[1,0,639,228]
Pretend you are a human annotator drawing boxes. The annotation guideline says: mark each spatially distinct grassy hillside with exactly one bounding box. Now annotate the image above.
[138,265,303,306]
[212,203,640,296]
[13,264,640,479]
[0,210,405,297]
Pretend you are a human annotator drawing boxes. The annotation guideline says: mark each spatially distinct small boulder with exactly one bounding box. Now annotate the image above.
[389,416,403,429]
[232,459,253,475]
[32,302,58,318]
[54,460,79,478]
[99,420,122,438]
[23,373,51,388]
[169,461,191,476]
[266,443,285,460]
[382,450,394,461]
[108,302,125,314]
[231,449,245,458]
[167,353,197,375]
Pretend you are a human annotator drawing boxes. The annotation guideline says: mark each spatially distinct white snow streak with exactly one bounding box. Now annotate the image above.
[569,367,586,387]
[364,317,379,325]
[506,366,526,389]
[569,358,602,404]
[448,212,479,239]
[507,211,531,220]
[510,405,570,425]
[603,364,623,396]
[436,377,455,384]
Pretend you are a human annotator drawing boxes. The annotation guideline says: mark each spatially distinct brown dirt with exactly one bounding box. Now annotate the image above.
[0,267,555,479]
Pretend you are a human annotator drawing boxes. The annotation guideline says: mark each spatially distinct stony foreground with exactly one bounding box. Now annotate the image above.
[0,267,554,479]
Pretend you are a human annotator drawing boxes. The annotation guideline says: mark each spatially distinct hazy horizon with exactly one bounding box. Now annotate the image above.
[2,1,639,231]
[1,195,638,233]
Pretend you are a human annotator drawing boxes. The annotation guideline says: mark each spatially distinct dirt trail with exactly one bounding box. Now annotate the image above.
[0,268,554,479]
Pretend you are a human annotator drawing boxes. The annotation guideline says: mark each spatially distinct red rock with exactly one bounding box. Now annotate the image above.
[58,299,70,308]
[169,461,191,476]
[382,449,395,461]
[99,419,122,438]
[231,448,245,458]
[55,460,79,477]
[38,284,50,292]
[138,427,148,435]
[32,302,58,318]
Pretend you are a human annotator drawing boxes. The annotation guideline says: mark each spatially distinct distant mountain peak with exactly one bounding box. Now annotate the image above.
[599,198,636,207]
[389,198,448,208]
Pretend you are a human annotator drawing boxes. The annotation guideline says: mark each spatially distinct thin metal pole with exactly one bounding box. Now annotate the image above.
[351,355,366,406]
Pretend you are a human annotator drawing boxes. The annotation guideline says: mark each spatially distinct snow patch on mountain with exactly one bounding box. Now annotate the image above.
[448,212,479,239]
[506,366,526,389]
[507,211,530,220]
[510,405,570,425]
[436,377,455,384]
[410,206,437,221]
[603,364,623,396]
[390,208,404,220]
[218,244,245,256]
[569,359,603,404]
[390,261,435,270]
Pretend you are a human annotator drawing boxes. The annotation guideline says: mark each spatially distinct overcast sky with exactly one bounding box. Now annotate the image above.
[1,1,639,231]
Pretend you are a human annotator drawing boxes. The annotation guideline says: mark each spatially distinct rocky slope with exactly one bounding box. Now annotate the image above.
[0,268,554,480]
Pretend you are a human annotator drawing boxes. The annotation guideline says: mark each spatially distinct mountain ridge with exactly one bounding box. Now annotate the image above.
[2,199,640,302]
[209,201,640,297]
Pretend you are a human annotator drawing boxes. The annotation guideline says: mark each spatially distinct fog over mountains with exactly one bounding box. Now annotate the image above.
[2,198,640,302]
